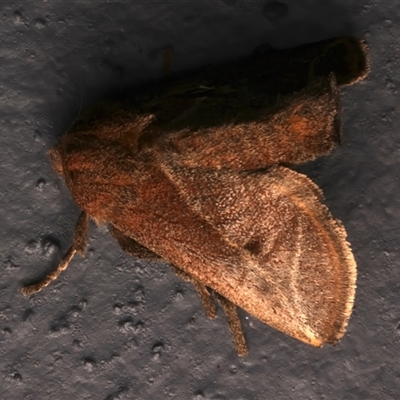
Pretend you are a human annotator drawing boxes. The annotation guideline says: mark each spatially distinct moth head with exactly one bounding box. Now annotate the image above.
[48,147,65,178]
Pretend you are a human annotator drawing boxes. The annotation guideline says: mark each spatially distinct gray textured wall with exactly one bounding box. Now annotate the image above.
[1,1,399,399]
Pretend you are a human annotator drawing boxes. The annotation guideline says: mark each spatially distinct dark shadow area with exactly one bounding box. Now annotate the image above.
[41,1,361,143]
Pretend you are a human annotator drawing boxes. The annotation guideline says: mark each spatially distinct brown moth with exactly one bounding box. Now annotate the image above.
[22,37,369,356]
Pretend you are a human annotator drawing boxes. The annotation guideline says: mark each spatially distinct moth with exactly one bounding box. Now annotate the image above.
[22,37,369,356]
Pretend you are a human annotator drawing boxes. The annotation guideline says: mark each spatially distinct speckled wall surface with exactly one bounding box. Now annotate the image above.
[0,1,399,399]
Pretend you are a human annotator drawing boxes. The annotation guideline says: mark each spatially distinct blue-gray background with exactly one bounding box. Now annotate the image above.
[1,1,399,399]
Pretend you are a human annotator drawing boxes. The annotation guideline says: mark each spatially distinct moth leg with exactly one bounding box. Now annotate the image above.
[109,227,217,318]
[171,266,247,355]
[215,293,248,357]
[21,211,89,296]
[109,225,163,261]
[170,265,217,320]
[191,281,217,320]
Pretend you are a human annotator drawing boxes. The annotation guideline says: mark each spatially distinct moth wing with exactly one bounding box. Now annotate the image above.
[109,225,163,261]
[160,161,356,346]
[158,75,341,170]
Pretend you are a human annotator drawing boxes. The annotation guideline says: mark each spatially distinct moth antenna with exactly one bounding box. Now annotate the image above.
[77,95,84,120]
[162,48,173,79]
[21,212,89,296]
[64,93,85,133]
[215,293,248,357]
